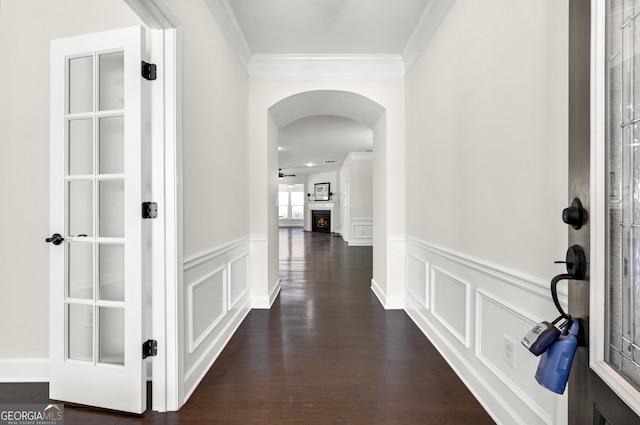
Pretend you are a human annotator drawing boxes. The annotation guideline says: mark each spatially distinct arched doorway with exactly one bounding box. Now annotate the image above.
[248,87,406,310]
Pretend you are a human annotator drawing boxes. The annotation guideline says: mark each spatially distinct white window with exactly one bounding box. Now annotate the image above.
[279,184,305,221]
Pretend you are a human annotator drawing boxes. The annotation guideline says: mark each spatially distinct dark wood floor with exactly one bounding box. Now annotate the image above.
[0,228,495,424]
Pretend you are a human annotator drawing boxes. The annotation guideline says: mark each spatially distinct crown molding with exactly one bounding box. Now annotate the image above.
[124,0,180,29]
[203,0,252,70]
[402,0,456,73]
[205,0,455,78]
[248,54,405,79]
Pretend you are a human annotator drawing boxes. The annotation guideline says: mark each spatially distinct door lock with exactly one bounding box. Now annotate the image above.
[45,233,65,245]
[562,198,586,229]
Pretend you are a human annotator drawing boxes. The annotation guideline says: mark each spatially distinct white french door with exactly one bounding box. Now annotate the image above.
[48,26,152,414]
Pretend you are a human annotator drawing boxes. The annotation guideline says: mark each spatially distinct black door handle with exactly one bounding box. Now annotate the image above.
[551,245,586,319]
[45,233,65,245]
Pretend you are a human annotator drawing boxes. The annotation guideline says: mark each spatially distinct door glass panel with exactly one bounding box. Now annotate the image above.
[99,52,124,111]
[68,56,93,114]
[99,244,124,302]
[607,0,640,390]
[68,243,93,299]
[68,180,93,237]
[99,180,124,237]
[68,119,93,175]
[99,116,124,174]
[68,303,93,362]
[99,307,124,366]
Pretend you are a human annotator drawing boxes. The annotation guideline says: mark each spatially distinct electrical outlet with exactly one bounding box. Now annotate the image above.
[84,307,93,328]
[503,335,516,368]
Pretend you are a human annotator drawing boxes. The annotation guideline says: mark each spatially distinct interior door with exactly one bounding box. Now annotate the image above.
[48,26,152,414]
[569,1,640,423]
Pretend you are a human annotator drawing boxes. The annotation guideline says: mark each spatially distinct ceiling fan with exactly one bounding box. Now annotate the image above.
[279,168,296,179]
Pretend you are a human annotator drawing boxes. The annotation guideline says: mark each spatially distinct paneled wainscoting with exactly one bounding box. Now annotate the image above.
[348,218,373,246]
[183,237,251,403]
[405,237,569,425]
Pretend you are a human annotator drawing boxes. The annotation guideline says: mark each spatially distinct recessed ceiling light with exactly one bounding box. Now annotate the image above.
[306,163,314,167]
[278,147,283,151]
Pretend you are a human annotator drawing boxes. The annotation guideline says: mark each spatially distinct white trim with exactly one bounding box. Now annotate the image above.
[248,54,405,79]
[0,359,49,382]
[123,0,180,29]
[184,237,250,270]
[404,237,566,424]
[228,253,250,310]
[406,237,561,300]
[124,0,182,411]
[202,0,251,70]
[589,0,640,416]
[404,306,508,425]
[475,290,553,425]
[348,218,373,246]
[182,297,250,402]
[430,266,470,348]
[201,0,454,78]
[370,278,404,310]
[187,266,227,354]
[406,253,430,310]
[252,279,282,309]
[402,0,456,73]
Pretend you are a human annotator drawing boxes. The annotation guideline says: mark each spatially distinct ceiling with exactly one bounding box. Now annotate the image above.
[206,0,454,175]
[279,115,373,176]
[228,0,431,55]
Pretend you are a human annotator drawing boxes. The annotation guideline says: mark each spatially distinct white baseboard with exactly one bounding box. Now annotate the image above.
[348,240,373,247]
[371,278,404,310]
[252,279,282,309]
[0,359,49,382]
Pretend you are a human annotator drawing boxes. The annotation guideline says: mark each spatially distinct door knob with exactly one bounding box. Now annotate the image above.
[562,198,585,229]
[45,233,65,245]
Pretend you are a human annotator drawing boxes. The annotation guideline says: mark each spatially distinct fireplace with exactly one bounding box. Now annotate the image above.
[312,210,331,233]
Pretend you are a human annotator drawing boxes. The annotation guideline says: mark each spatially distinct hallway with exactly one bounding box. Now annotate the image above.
[0,228,495,424]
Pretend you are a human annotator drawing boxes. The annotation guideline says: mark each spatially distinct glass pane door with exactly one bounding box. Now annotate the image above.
[607,0,640,390]
[50,25,148,414]
[65,50,126,367]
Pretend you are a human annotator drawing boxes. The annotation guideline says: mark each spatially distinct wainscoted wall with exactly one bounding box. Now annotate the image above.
[405,237,569,425]
[348,218,373,246]
[182,238,251,402]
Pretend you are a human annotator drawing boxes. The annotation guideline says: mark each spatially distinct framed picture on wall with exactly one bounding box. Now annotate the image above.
[314,182,330,201]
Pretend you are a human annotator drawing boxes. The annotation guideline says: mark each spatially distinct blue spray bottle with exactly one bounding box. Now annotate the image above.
[535,319,579,394]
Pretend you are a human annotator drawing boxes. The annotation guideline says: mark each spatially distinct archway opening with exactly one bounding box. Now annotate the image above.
[267,90,386,297]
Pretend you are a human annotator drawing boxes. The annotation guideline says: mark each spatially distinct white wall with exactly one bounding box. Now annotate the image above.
[339,152,373,246]
[404,1,569,424]
[166,0,250,259]
[0,0,143,372]
[306,171,339,232]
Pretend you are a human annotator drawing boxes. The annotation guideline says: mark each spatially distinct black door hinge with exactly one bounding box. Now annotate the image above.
[141,61,157,81]
[142,339,157,359]
[142,202,158,219]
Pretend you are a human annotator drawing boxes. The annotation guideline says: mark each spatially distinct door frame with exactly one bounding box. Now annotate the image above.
[123,0,183,412]
[589,0,640,416]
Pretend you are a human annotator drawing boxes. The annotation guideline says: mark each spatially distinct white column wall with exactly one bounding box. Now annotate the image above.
[163,0,251,405]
